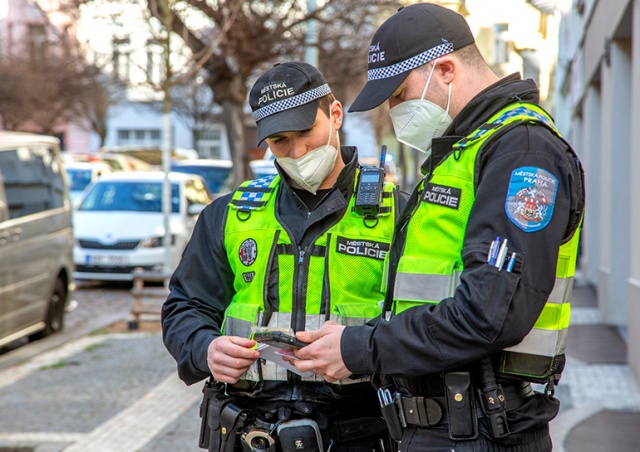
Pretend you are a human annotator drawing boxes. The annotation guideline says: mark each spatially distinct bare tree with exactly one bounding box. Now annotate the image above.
[74,68,127,147]
[145,0,401,185]
[62,0,399,181]
[171,75,224,157]
[0,49,121,141]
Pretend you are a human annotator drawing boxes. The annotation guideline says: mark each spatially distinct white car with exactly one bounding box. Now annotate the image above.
[65,161,112,206]
[72,171,211,281]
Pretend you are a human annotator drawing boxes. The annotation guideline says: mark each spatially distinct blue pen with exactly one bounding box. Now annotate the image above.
[506,252,516,272]
[488,236,500,265]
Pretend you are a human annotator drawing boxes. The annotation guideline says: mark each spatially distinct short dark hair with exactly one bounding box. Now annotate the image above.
[318,93,337,117]
[454,44,488,71]
[416,43,487,74]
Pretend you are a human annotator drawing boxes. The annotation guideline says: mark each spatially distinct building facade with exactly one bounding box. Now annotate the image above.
[0,0,93,151]
[74,0,231,159]
[555,0,640,381]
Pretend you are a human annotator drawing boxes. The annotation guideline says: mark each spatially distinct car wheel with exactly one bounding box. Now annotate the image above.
[30,278,67,341]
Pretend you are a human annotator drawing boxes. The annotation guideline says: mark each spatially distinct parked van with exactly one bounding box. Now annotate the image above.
[0,131,74,348]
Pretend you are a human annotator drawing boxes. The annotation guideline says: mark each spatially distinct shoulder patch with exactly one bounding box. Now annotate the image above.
[505,166,557,232]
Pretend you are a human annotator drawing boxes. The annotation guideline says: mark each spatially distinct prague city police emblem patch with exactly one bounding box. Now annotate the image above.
[505,166,557,232]
[239,238,257,266]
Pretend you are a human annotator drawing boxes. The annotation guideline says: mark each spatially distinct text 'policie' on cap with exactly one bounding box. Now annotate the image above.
[348,3,475,113]
[249,61,331,145]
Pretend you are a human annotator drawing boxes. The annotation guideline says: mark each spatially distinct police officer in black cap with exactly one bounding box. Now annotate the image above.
[293,4,585,451]
[162,61,407,451]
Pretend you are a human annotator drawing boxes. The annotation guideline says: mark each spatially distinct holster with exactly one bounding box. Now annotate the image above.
[199,380,252,451]
[199,381,220,449]
[444,372,479,441]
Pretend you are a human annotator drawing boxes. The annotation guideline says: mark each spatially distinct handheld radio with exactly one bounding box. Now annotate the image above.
[354,145,387,217]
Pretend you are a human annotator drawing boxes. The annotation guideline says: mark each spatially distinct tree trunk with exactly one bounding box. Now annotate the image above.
[221,98,250,186]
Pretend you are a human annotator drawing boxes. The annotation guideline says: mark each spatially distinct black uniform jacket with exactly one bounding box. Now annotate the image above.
[341,75,585,426]
[162,146,408,387]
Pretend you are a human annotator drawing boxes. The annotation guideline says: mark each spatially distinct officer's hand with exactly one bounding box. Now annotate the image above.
[207,336,259,384]
[293,321,350,383]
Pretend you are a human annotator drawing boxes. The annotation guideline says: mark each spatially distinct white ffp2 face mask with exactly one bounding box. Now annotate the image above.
[276,121,339,194]
[389,61,453,154]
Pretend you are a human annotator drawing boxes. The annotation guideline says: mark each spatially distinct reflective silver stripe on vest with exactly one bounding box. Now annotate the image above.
[228,312,370,384]
[547,276,573,304]
[502,277,572,357]
[224,313,265,340]
[503,326,569,356]
[393,272,460,302]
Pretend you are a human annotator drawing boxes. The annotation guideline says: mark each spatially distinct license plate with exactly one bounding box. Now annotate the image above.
[85,254,129,266]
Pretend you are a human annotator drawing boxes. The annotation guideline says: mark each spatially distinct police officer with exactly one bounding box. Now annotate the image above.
[293,4,585,451]
[161,61,406,451]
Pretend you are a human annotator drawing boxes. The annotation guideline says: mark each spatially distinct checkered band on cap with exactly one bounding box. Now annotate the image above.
[368,42,454,81]
[252,84,331,122]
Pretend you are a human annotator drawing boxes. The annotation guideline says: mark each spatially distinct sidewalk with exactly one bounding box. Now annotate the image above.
[0,330,203,452]
[550,281,640,451]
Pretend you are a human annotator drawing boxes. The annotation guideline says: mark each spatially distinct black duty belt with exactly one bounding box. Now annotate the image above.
[329,416,387,443]
[397,382,534,428]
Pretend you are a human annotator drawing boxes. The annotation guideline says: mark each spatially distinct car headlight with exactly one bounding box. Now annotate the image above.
[138,235,177,248]
[139,236,163,248]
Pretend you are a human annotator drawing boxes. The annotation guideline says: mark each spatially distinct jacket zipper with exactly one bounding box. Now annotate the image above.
[291,245,308,401]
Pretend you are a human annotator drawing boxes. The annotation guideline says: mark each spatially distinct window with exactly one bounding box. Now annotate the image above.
[196,128,224,159]
[28,24,47,63]
[0,146,65,219]
[118,130,130,142]
[116,129,162,146]
[113,38,131,81]
[80,181,179,213]
[146,40,164,84]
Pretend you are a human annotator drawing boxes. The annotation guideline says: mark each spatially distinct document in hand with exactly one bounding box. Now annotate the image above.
[255,342,315,377]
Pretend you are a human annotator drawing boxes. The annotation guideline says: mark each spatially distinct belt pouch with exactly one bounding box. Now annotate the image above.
[277,419,323,452]
[381,403,403,441]
[444,372,478,440]
[200,383,236,450]
[219,403,252,452]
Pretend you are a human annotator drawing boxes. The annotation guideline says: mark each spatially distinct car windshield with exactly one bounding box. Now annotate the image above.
[171,165,231,194]
[78,180,180,213]
[66,168,93,192]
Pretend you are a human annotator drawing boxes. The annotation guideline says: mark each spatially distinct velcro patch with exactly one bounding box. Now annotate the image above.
[421,183,461,209]
[336,237,389,261]
[505,166,557,232]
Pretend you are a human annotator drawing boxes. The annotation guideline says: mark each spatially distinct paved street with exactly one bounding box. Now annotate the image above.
[0,281,205,452]
[0,280,638,451]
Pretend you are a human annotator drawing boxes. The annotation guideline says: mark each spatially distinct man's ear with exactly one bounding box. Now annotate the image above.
[331,100,344,129]
[436,56,456,84]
